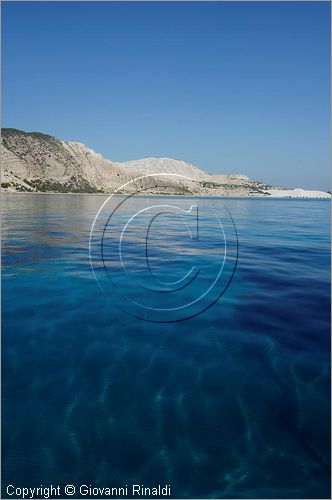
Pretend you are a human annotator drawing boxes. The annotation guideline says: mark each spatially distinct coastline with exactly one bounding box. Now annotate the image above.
[1,191,330,200]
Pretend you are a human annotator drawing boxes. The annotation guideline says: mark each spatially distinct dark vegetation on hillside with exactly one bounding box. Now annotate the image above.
[2,128,55,141]
[24,176,103,193]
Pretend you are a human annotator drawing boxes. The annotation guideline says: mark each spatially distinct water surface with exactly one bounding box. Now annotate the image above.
[2,194,330,498]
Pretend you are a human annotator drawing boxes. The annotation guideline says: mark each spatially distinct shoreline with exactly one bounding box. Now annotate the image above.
[1,191,330,200]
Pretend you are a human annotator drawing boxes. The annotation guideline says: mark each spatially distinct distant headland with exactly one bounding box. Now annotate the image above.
[1,128,330,198]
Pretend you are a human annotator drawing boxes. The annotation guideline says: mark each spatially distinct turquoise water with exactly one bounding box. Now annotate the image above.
[2,194,330,498]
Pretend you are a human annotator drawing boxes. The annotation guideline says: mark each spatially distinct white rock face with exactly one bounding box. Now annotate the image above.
[118,157,210,181]
[1,128,330,198]
[61,140,121,190]
[268,188,330,199]
[1,144,28,178]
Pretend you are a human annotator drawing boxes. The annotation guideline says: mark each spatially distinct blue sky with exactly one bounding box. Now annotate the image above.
[2,1,330,189]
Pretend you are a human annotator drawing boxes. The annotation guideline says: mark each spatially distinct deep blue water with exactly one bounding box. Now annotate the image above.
[2,194,331,499]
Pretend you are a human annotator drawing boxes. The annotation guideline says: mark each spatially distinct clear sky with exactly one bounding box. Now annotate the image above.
[2,1,330,190]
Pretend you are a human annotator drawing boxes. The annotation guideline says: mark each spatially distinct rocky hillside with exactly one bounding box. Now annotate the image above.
[1,128,330,198]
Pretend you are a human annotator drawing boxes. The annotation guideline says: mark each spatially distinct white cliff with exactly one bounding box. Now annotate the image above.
[1,128,330,198]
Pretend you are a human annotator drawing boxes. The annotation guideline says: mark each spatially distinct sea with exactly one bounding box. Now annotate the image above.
[2,194,330,499]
